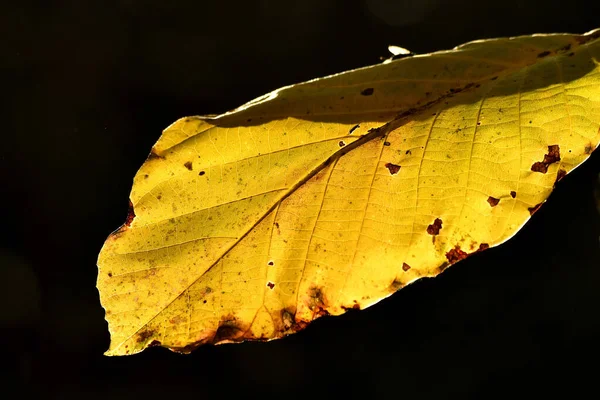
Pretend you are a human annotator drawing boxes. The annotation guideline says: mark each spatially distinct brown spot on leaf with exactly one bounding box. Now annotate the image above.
[531,162,548,173]
[339,140,346,147]
[537,50,551,58]
[427,218,443,235]
[510,191,517,198]
[446,246,468,264]
[383,141,391,146]
[389,278,403,291]
[487,196,500,207]
[199,170,206,176]
[532,144,561,173]
[349,124,360,134]
[267,281,275,289]
[213,316,243,343]
[148,340,161,347]
[124,200,135,227]
[361,88,374,96]
[438,261,450,272]
[136,329,157,344]
[477,243,490,252]
[528,202,543,215]
[184,161,193,171]
[267,260,274,266]
[544,145,561,164]
[491,76,498,80]
[402,262,411,271]
[107,272,112,277]
[584,143,593,154]
[308,286,329,317]
[385,163,401,175]
[405,150,412,155]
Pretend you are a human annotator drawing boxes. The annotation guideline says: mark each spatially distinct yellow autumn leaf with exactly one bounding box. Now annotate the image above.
[97,28,600,356]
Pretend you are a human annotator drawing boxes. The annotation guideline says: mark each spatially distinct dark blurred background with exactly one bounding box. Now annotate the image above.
[2,0,600,398]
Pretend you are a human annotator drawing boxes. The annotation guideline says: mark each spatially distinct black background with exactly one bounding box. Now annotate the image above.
[3,0,600,398]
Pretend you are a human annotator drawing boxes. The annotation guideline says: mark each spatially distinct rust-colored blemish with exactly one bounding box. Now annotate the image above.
[184,161,193,171]
[107,272,113,277]
[537,50,551,58]
[267,281,275,289]
[584,143,593,154]
[445,245,468,264]
[528,202,543,215]
[477,243,490,252]
[427,218,443,235]
[125,200,135,227]
[402,262,411,271]
[510,191,517,198]
[385,163,401,175]
[438,261,450,272]
[544,145,561,164]
[148,340,161,347]
[361,88,374,96]
[532,144,561,174]
[383,141,391,146]
[531,162,548,173]
[342,302,361,311]
[487,196,500,207]
[136,329,157,344]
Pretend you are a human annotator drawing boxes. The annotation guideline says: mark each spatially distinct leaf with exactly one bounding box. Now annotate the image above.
[97,28,600,355]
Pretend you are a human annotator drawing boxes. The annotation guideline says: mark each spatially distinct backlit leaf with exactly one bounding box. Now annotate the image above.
[97,29,600,355]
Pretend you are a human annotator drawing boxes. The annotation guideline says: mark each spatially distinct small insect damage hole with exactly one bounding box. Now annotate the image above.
[427,218,443,235]
[267,260,274,266]
[510,191,517,198]
[361,88,374,96]
[531,144,561,174]
[339,140,346,147]
[267,281,275,290]
[385,163,401,175]
[402,262,411,271]
[487,196,500,207]
[184,161,193,171]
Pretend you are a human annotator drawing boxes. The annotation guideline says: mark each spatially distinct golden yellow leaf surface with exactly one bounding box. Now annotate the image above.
[98,29,600,355]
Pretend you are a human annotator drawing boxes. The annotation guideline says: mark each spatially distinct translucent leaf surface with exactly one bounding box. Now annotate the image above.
[97,28,600,355]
